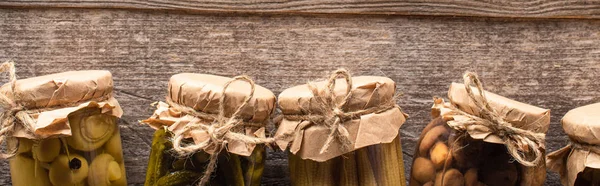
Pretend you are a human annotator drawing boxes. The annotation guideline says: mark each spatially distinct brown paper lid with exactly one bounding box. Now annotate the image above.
[448,83,550,134]
[276,76,407,162]
[0,70,122,139]
[562,103,600,144]
[0,70,114,109]
[168,73,276,122]
[278,76,396,114]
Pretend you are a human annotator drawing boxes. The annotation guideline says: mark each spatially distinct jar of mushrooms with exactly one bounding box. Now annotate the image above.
[410,73,550,186]
[2,68,126,186]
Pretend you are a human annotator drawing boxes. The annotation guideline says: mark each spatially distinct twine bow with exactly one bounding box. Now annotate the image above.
[169,76,275,186]
[0,61,38,159]
[284,69,399,155]
[442,72,545,167]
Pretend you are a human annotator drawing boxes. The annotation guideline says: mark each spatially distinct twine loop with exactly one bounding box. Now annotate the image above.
[443,72,545,167]
[168,75,274,186]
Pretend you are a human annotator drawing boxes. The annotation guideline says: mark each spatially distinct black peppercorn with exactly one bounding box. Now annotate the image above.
[69,157,82,170]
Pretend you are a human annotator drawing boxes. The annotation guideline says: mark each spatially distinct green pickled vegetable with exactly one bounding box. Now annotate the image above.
[145,129,172,186]
[154,170,201,186]
[216,152,244,186]
[242,145,266,186]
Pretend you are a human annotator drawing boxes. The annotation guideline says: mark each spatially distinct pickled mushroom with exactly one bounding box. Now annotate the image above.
[67,108,117,151]
[88,153,122,186]
[412,157,436,183]
[430,142,451,170]
[33,138,61,162]
[49,154,89,185]
[103,130,124,162]
[110,162,127,186]
[419,125,449,156]
[17,138,33,154]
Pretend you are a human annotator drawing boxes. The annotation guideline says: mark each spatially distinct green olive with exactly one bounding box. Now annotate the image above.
[49,154,89,185]
[88,153,122,186]
[32,138,61,162]
[9,154,52,186]
[67,108,117,151]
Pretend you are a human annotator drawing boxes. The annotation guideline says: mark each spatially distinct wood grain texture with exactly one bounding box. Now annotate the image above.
[1,8,600,186]
[1,0,600,19]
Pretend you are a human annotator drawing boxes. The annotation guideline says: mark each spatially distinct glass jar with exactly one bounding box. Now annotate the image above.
[143,73,275,186]
[409,82,550,186]
[275,71,408,186]
[145,128,266,186]
[1,70,126,186]
[547,102,600,186]
[287,136,406,186]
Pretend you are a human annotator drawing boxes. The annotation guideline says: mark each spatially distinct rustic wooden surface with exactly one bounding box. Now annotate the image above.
[1,0,600,19]
[1,7,600,186]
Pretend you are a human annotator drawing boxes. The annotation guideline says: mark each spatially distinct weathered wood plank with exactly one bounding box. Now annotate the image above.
[1,0,600,19]
[1,8,600,185]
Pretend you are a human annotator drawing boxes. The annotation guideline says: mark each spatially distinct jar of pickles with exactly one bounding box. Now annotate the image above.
[274,69,409,186]
[142,73,276,186]
[547,103,600,186]
[410,73,550,186]
[0,63,126,186]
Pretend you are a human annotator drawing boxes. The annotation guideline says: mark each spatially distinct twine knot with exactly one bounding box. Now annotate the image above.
[0,61,25,159]
[440,72,545,167]
[282,69,400,156]
[168,75,274,186]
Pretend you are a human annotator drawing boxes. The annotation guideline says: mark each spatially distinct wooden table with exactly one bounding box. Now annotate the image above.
[1,1,600,185]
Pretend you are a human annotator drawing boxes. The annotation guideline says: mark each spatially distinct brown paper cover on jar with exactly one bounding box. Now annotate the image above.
[547,103,600,186]
[274,76,407,162]
[142,73,276,156]
[0,70,123,139]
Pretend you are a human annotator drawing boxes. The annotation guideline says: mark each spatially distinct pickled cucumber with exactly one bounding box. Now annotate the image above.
[67,108,117,151]
[154,170,201,186]
[49,154,89,185]
[88,153,122,186]
[217,152,244,186]
[9,154,52,186]
[145,129,172,186]
[242,146,265,186]
[33,138,61,162]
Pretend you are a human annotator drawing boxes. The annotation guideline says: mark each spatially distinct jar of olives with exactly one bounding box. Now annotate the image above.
[274,69,409,186]
[142,73,276,186]
[410,73,550,186]
[0,64,126,186]
[547,102,600,186]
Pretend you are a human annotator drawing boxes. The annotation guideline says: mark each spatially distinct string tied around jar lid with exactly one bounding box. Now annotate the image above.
[569,140,600,155]
[438,72,546,167]
[282,69,401,155]
[0,61,115,160]
[0,61,25,159]
[169,75,276,186]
